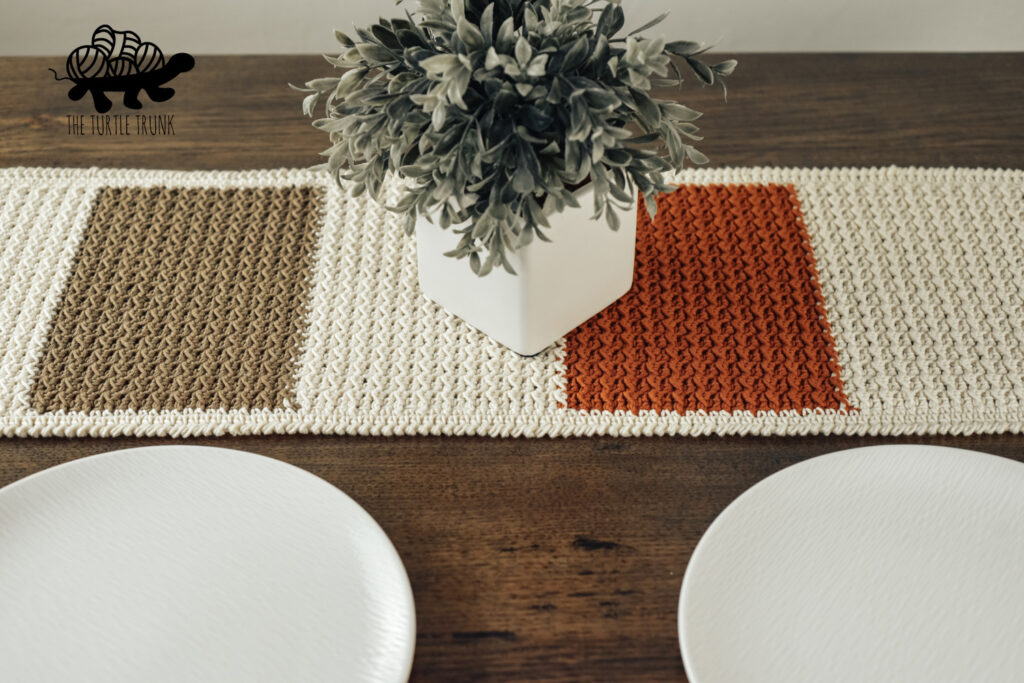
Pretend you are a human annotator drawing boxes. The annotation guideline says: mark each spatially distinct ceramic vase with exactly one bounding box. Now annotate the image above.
[415,185,637,356]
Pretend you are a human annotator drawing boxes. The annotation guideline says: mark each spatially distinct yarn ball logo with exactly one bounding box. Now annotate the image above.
[49,25,194,113]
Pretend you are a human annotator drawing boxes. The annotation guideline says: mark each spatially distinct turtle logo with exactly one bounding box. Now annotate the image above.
[49,25,194,113]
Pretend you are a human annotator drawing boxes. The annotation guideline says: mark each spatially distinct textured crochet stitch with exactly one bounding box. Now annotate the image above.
[0,165,1021,438]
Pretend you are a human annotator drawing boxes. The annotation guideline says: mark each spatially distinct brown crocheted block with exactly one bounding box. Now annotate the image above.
[30,184,323,412]
[563,183,850,414]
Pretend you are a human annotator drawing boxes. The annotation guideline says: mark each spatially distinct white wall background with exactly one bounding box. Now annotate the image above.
[1,0,1022,55]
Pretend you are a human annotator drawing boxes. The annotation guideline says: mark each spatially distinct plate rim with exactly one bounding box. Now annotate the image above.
[0,443,417,683]
[677,443,1024,682]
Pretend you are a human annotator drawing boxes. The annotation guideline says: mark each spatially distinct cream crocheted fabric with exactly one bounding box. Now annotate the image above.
[0,166,1021,437]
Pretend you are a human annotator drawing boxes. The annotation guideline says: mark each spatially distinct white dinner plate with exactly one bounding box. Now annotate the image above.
[679,444,1024,683]
[0,445,415,683]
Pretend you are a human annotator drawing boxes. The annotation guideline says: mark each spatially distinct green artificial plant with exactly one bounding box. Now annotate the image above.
[294,0,735,275]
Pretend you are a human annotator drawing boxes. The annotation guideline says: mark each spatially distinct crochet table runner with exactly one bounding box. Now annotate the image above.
[1,166,1022,438]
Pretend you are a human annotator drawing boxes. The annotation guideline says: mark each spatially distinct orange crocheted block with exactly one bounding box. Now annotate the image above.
[563,183,851,414]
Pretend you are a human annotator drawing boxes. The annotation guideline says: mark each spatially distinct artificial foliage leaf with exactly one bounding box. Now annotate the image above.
[456,17,484,50]
[713,59,738,76]
[665,40,703,56]
[686,57,715,85]
[628,11,668,37]
[334,29,355,46]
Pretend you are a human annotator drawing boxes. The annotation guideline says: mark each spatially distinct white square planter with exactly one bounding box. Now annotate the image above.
[416,186,637,356]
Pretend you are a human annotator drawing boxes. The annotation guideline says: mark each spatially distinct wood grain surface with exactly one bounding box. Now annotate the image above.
[2,53,1023,682]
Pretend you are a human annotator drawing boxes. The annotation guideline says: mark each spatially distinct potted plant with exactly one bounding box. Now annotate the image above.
[295,0,734,355]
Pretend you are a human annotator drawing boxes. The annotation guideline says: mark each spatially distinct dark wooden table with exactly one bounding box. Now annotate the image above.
[1,53,1023,681]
